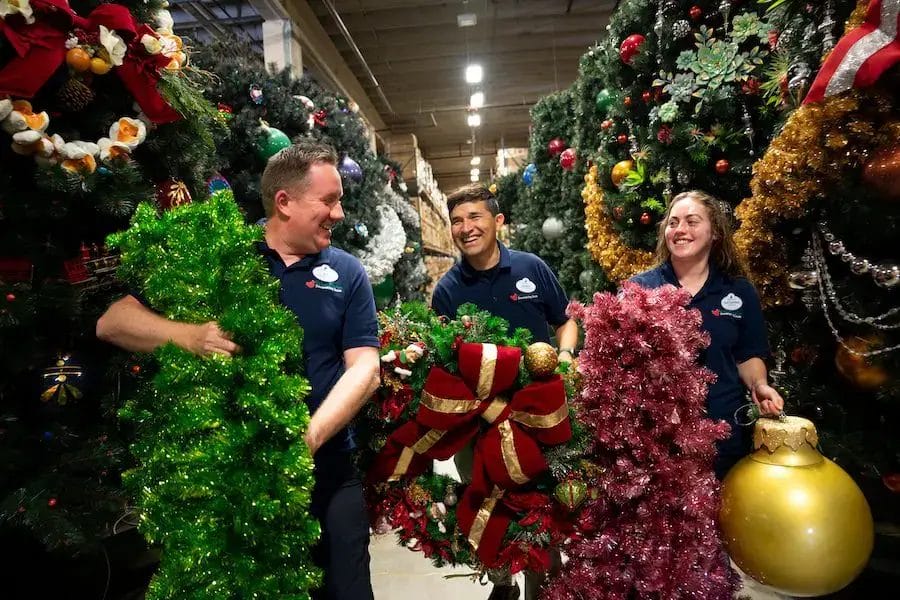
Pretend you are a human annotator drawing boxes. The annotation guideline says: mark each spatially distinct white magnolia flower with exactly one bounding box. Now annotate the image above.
[156,9,174,34]
[141,33,162,55]
[99,25,127,66]
[0,0,35,24]
[60,140,99,160]
[98,137,132,161]
[108,117,147,148]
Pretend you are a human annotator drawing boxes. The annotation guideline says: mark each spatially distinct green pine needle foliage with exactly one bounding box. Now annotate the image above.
[109,192,321,599]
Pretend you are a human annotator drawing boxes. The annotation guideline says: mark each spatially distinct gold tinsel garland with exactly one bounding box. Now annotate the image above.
[734,90,899,308]
[583,165,655,283]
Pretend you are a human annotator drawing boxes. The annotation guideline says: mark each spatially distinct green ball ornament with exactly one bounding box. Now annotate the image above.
[595,89,613,113]
[554,479,588,511]
[372,275,395,309]
[256,122,292,161]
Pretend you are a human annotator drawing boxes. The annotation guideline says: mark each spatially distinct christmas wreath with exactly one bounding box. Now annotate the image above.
[360,302,591,575]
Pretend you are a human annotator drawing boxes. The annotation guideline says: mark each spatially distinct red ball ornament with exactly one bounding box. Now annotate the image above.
[715,159,730,174]
[547,138,567,158]
[130,364,142,375]
[884,473,900,493]
[623,95,633,108]
[601,119,613,130]
[642,91,652,103]
[690,5,703,20]
[5,293,14,302]
[640,212,652,225]
[619,34,646,65]
[613,206,624,220]
[559,148,577,171]
[617,134,628,145]
[48,498,58,507]
[862,144,900,201]
[155,179,192,211]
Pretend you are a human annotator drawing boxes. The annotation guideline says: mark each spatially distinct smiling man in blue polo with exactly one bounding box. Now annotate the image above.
[432,183,578,358]
[431,183,577,600]
[97,140,380,600]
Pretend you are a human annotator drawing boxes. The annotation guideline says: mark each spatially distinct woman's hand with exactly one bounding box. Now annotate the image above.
[751,382,784,416]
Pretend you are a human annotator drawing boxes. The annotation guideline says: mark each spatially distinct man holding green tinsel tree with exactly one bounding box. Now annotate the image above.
[98,140,381,599]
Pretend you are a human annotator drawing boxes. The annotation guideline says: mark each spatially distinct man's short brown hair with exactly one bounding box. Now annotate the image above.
[446,183,500,216]
[260,139,338,216]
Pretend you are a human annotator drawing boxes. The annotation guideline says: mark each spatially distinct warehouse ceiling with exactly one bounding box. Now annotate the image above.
[307,0,615,191]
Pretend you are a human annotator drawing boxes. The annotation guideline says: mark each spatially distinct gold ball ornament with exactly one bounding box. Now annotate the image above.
[862,144,900,201]
[835,336,889,390]
[524,342,558,378]
[610,159,634,187]
[720,417,873,597]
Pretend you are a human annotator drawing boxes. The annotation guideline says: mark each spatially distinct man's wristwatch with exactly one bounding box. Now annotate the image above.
[559,347,576,357]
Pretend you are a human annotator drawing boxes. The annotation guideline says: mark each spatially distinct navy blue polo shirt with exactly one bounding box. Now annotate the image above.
[257,241,380,455]
[431,243,569,343]
[630,261,769,448]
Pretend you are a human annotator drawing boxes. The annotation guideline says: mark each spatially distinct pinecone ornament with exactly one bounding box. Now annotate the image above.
[57,78,95,112]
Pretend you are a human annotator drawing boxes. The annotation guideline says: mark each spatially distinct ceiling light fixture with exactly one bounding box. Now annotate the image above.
[469,91,484,109]
[467,112,481,127]
[470,173,479,182]
[470,168,480,177]
[465,64,483,84]
[470,156,481,166]
[457,13,477,27]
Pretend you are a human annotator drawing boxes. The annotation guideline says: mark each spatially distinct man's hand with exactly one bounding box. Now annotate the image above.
[558,350,574,364]
[189,322,241,357]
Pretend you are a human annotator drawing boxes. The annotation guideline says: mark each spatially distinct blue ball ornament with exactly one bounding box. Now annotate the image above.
[206,174,231,195]
[339,155,364,183]
[523,163,537,187]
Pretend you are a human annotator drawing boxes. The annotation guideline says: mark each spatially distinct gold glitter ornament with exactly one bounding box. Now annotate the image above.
[524,342,558,378]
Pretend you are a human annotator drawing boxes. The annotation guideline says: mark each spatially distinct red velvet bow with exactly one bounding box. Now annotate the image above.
[0,2,179,123]
[369,342,571,565]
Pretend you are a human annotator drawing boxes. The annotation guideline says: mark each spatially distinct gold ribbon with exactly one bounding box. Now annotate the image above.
[498,420,529,485]
[481,396,507,424]
[421,390,480,414]
[388,429,447,481]
[510,403,569,429]
[476,343,497,399]
[468,485,504,550]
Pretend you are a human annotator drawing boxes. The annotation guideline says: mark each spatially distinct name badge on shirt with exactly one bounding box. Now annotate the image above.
[714,293,742,318]
[308,264,343,293]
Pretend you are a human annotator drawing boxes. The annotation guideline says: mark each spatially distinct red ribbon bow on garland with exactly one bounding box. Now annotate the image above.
[369,342,571,566]
[0,0,179,123]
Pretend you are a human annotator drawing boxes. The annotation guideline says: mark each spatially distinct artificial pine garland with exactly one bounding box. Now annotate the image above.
[110,191,321,599]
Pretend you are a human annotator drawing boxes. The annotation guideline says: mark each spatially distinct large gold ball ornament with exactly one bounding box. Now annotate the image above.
[719,417,873,597]
[524,342,558,378]
[610,159,634,187]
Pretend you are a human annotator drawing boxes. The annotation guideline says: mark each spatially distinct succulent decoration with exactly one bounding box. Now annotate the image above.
[656,19,769,113]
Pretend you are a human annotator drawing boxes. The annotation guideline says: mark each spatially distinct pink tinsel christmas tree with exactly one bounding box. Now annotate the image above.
[544,283,739,599]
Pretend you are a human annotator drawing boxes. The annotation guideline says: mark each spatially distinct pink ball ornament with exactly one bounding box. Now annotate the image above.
[619,34,646,65]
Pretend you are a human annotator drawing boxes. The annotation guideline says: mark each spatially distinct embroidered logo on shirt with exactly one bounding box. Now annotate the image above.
[721,293,743,311]
[313,264,339,283]
[509,292,539,302]
[515,277,536,293]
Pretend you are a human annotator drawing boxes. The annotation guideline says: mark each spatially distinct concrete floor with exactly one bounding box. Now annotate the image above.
[369,532,789,600]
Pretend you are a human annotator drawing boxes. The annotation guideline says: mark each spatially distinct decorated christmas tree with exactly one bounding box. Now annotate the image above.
[0,0,217,593]
[510,89,599,299]
[191,38,424,298]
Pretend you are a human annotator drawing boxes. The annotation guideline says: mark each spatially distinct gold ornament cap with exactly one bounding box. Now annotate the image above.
[751,416,823,467]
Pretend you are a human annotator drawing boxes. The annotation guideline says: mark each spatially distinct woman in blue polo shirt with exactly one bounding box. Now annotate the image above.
[631,190,784,479]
